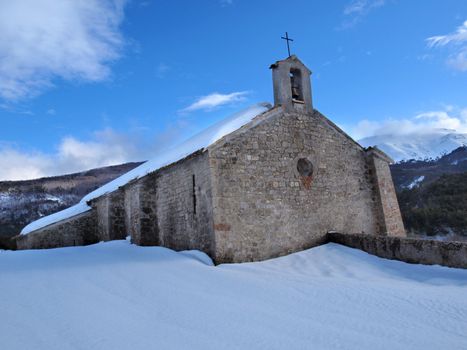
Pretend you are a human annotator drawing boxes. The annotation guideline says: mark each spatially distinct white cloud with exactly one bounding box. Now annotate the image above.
[348,106,467,140]
[0,129,135,181]
[0,125,192,181]
[181,91,249,113]
[341,0,385,28]
[427,20,467,47]
[427,20,467,71]
[0,0,128,101]
[0,149,52,181]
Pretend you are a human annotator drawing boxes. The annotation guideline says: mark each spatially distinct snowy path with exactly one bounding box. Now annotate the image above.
[1,241,467,350]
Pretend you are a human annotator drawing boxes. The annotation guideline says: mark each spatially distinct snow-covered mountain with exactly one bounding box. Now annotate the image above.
[359,131,467,161]
[389,146,467,237]
[390,146,467,190]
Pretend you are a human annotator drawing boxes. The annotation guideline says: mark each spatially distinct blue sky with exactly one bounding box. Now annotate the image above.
[0,0,466,180]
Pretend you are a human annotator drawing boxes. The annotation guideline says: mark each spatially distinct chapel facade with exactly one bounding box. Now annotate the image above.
[17,56,405,263]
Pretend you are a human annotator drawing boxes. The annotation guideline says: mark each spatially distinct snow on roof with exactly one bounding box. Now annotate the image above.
[20,203,93,236]
[21,102,272,235]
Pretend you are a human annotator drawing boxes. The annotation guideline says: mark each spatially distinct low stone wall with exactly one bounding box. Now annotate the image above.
[327,232,467,269]
[15,211,98,250]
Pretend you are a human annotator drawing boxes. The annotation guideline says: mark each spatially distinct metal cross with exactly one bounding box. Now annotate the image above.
[281,32,294,57]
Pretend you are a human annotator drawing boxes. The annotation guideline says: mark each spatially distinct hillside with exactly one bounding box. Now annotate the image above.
[0,162,143,238]
[398,172,467,238]
[390,146,467,239]
[1,240,466,350]
[391,146,467,191]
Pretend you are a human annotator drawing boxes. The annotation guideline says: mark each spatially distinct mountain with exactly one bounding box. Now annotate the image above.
[396,172,467,239]
[0,162,143,240]
[390,146,467,239]
[359,131,467,162]
[390,146,467,191]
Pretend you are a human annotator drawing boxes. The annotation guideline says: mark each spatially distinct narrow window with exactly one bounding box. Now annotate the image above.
[192,174,197,214]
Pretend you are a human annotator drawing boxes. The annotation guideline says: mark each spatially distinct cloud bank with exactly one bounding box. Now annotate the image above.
[3,106,466,181]
[1,88,251,180]
[0,0,128,101]
[427,20,467,72]
[349,106,467,140]
[181,91,249,113]
[0,126,190,181]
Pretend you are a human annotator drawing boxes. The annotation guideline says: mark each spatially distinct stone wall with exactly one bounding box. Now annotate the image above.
[16,211,98,250]
[93,190,126,241]
[271,56,313,113]
[16,151,215,253]
[208,107,385,263]
[328,232,467,269]
[124,175,159,246]
[366,148,405,236]
[155,151,215,256]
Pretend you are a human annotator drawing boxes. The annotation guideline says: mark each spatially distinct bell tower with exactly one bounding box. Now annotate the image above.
[270,55,313,113]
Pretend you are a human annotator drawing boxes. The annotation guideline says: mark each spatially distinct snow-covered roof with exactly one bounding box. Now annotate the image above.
[21,103,272,235]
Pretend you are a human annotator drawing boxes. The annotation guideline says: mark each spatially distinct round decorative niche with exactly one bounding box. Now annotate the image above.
[297,158,313,177]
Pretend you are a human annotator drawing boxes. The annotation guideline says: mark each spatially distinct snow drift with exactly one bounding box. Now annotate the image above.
[0,241,466,350]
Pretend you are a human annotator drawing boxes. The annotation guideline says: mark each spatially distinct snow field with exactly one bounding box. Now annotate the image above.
[1,241,467,350]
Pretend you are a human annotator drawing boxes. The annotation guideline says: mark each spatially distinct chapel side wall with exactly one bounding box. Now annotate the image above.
[16,211,99,250]
[124,174,159,246]
[93,191,126,241]
[209,109,382,263]
[368,155,406,236]
[155,152,215,256]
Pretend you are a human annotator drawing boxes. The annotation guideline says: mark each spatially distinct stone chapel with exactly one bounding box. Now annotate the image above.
[17,55,406,263]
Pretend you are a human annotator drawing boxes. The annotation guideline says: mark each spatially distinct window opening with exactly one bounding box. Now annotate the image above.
[192,175,197,214]
[290,68,304,102]
[297,158,313,177]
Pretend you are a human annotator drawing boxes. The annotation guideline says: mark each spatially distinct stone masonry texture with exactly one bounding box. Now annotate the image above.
[208,108,386,263]
[328,232,467,269]
[124,175,159,246]
[16,211,98,250]
[93,190,127,242]
[152,151,214,255]
[366,148,406,236]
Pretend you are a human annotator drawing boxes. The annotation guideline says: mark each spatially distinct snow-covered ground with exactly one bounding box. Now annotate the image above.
[1,241,467,350]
